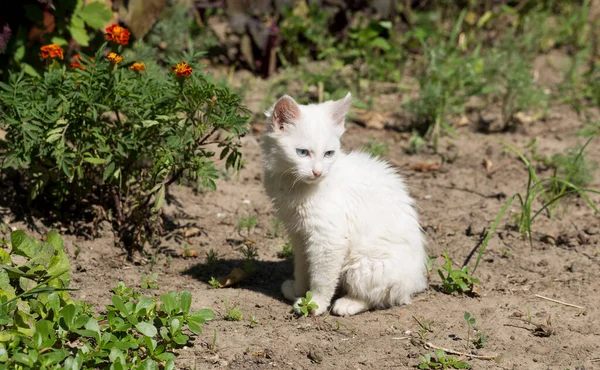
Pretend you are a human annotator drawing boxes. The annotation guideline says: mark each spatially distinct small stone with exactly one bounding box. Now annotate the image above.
[567,262,580,273]
[308,348,324,364]
[584,225,599,235]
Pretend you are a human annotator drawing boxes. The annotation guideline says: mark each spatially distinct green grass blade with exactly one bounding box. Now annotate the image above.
[472,195,516,275]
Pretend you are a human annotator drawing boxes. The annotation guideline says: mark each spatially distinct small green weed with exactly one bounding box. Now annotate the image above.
[224,299,243,321]
[418,349,471,369]
[483,41,548,129]
[408,131,427,154]
[237,216,257,236]
[205,248,220,273]
[405,10,485,140]
[499,140,599,245]
[241,243,259,274]
[548,142,597,191]
[0,229,215,369]
[277,242,294,261]
[437,251,480,295]
[293,291,319,317]
[267,217,285,239]
[208,277,222,289]
[463,312,487,350]
[248,315,259,328]
[364,137,389,157]
[141,272,159,289]
[577,122,600,138]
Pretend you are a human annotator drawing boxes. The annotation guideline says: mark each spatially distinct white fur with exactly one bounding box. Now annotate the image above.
[262,93,427,316]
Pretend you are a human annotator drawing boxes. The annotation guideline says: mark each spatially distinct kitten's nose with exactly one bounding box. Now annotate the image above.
[312,170,322,178]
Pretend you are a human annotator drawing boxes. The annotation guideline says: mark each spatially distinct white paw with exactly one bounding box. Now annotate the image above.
[292,295,330,316]
[281,280,297,302]
[332,297,369,316]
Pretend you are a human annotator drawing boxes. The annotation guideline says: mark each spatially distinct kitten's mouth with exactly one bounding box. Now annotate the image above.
[302,176,325,184]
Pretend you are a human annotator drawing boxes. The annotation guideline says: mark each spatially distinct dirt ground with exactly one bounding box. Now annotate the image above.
[2,63,600,369]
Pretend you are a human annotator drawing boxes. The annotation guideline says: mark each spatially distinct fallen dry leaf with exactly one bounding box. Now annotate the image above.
[455,115,469,127]
[184,227,203,238]
[216,268,248,288]
[352,109,393,130]
[470,284,481,297]
[410,162,440,173]
[514,111,533,125]
[182,249,198,258]
[482,158,493,174]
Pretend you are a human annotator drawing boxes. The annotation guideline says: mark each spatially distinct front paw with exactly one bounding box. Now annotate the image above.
[292,294,330,316]
[281,280,299,301]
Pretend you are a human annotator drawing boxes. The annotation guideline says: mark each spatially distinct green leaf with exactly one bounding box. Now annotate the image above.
[135,321,158,337]
[187,320,203,335]
[45,230,64,252]
[152,185,165,213]
[46,134,63,143]
[78,1,113,29]
[103,162,116,181]
[0,269,15,299]
[69,23,90,47]
[11,230,38,258]
[112,295,129,316]
[39,349,67,367]
[135,297,155,315]
[170,318,181,333]
[160,292,178,315]
[22,63,41,78]
[0,248,11,264]
[370,37,391,51]
[189,308,215,323]
[61,304,78,329]
[83,157,106,164]
[47,251,71,278]
[84,317,101,343]
[34,320,56,349]
[14,352,34,367]
[180,291,192,316]
[63,353,83,370]
[173,333,188,345]
[139,358,159,370]
[51,37,69,46]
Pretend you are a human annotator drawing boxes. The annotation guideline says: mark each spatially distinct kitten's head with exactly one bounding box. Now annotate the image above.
[263,93,352,184]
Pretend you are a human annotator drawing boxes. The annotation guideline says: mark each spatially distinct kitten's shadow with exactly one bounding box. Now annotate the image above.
[182,258,293,303]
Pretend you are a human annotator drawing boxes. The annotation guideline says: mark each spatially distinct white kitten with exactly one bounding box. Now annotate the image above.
[261,93,427,316]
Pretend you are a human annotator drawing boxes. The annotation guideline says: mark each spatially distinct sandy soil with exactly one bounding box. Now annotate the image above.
[1,69,599,369]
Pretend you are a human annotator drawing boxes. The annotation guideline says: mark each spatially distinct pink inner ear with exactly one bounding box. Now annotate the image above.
[273,97,301,130]
[332,93,352,126]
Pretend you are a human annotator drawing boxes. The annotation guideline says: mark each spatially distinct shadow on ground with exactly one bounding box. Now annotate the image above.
[183,258,293,303]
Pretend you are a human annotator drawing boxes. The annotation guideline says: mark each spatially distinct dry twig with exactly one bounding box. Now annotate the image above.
[535,294,585,309]
[418,340,499,360]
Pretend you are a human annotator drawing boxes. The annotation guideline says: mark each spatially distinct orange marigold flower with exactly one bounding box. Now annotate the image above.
[71,54,86,70]
[129,62,146,72]
[104,24,130,45]
[107,52,123,64]
[172,62,192,77]
[39,44,64,60]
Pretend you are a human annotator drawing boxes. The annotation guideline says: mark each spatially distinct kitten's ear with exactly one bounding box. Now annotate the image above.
[332,92,352,127]
[270,95,301,131]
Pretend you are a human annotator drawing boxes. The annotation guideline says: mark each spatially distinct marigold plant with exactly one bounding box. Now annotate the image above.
[0,42,250,254]
[129,62,146,72]
[172,62,193,77]
[39,44,64,60]
[107,52,124,64]
[105,24,131,45]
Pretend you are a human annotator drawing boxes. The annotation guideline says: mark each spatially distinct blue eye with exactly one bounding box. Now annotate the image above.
[324,150,335,158]
[296,149,309,157]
